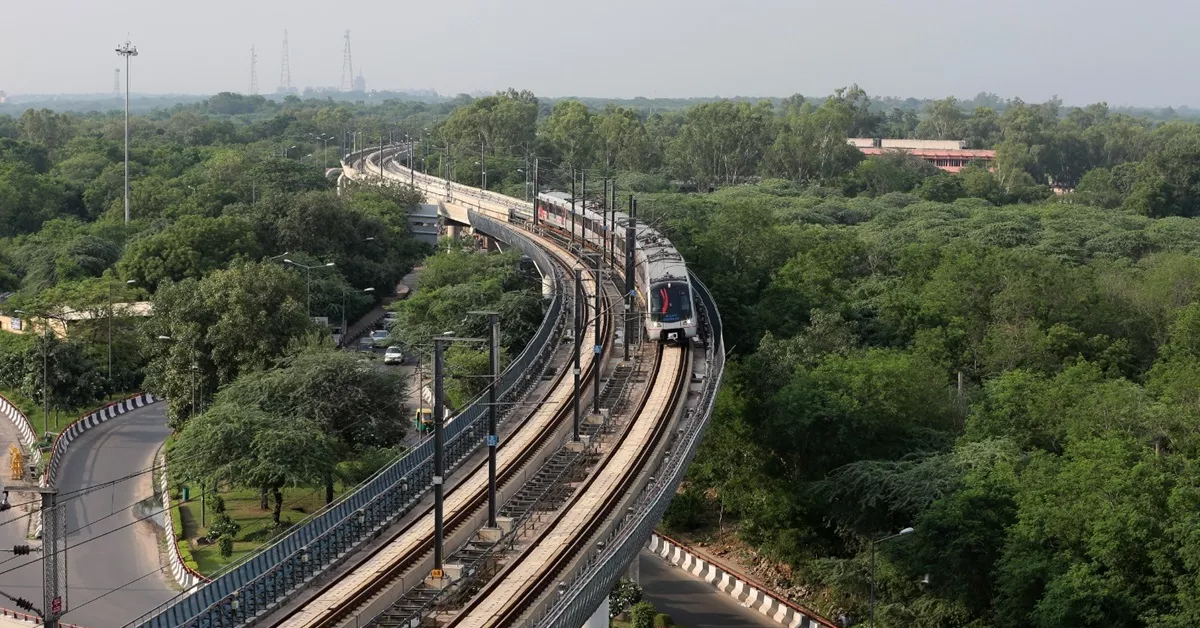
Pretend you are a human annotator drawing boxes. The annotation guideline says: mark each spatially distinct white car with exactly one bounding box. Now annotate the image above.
[384,347,404,365]
[370,329,390,347]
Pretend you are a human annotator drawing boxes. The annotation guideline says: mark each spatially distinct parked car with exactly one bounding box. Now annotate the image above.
[370,329,390,346]
[384,346,404,365]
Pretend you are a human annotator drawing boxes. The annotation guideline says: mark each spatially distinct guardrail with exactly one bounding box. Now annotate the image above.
[528,272,725,628]
[129,211,567,628]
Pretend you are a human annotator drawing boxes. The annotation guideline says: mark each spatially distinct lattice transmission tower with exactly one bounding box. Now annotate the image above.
[340,30,354,92]
[112,69,120,96]
[249,45,258,95]
[279,29,292,92]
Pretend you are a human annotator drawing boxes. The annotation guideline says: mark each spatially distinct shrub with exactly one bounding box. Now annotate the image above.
[218,535,234,558]
[207,512,241,543]
[653,613,675,628]
[609,578,643,617]
[661,488,706,532]
[630,601,656,628]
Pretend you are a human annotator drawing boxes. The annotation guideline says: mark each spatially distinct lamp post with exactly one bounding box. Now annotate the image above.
[870,526,914,628]
[341,286,375,347]
[283,259,336,318]
[116,40,138,225]
[312,134,334,171]
[16,310,68,436]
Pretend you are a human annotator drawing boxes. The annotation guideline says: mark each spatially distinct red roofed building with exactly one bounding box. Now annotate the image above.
[848,138,996,173]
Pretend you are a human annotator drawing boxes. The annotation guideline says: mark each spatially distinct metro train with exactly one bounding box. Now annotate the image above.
[516,191,698,343]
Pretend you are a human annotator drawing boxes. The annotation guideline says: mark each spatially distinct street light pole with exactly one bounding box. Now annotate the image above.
[870,527,914,628]
[284,259,336,318]
[116,40,138,224]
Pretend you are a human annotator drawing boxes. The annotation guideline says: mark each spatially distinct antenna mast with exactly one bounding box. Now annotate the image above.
[340,30,354,92]
[279,30,292,92]
[249,45,258,95]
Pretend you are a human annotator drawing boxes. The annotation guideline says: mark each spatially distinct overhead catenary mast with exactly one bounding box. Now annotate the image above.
[279,29,291,92]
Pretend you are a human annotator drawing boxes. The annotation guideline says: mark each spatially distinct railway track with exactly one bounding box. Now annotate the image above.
[446,345,689,628]
[336,151,695,628]
[271,198,616,628]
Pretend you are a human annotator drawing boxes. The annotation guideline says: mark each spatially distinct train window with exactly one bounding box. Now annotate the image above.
[650,282,692,323]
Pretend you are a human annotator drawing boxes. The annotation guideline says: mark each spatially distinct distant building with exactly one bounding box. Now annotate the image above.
[0,302,153,339]
[353,72,366,92]
[0,91,7,104]
[848,138,995,173]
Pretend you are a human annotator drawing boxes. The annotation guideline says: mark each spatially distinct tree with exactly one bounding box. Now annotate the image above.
[918,172,966,203]
[594,105,654,172]
[542,100,596,172]
[915,97,967,140]
[668,100,773,189]
[145,262,310,426]
[172,404,337,526]
[118,215,261,291]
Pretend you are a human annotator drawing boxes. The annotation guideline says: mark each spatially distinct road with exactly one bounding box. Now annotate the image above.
[56,402,175,626]
[638,550,779,628]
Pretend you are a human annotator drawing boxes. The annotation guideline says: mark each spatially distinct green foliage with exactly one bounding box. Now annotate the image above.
[609,579,643,618]
[629,601,657,628]
[145,261,311,426]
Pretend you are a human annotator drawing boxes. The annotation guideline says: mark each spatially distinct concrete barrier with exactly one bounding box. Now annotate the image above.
[157,449,206,591]
[0,393,42,469]
[647,533,836,628]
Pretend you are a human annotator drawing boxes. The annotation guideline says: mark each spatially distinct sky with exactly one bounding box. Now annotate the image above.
[1,0,1197,107]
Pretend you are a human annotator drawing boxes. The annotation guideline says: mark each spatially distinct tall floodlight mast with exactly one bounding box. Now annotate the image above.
[115,40,138,225]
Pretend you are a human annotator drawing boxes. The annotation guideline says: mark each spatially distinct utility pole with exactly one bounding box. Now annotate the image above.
[602,179,610,267]
[625,196,636,361]
[115,40,138,225]
[592,254,602,413]
[432,337,446,579]
[41,488,64,628]
[532,157,540,228]
[469,312,501,528]
[570,168,576,248]
[573,269,582,441]
[480,137,487,190]
[581,171,588,247]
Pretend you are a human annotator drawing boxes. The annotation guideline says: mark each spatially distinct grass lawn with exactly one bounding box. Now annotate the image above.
[177,485,347,575]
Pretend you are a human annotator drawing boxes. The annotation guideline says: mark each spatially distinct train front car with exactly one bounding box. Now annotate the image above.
[639,231,697,344]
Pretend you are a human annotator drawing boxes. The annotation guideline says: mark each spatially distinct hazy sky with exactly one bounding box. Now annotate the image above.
[2,0,1196,106]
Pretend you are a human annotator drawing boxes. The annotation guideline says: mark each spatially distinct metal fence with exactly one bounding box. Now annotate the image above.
[129,215,566,628]
[526,273,725,628]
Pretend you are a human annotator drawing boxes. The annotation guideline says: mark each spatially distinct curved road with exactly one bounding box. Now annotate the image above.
[638,551,779,628]
[0,403,175,627]
[58,401,176,626]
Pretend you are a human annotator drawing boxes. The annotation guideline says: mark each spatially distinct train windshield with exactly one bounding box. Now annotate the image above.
[650,282,692,323]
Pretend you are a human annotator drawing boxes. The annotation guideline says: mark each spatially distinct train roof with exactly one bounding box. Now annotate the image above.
[538,192,689,286]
